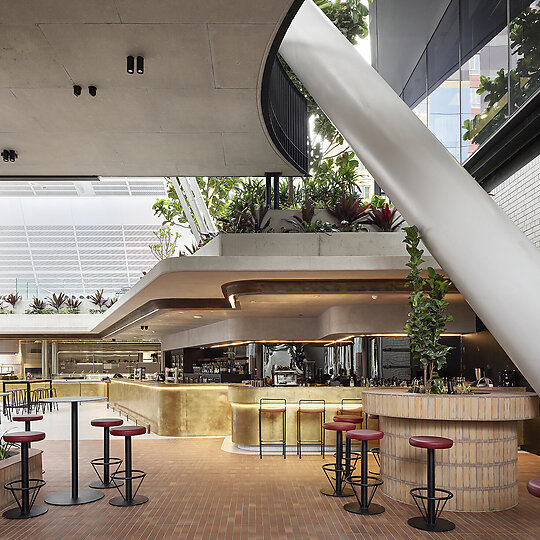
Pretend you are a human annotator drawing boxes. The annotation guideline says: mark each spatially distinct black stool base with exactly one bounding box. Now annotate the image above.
[109,494,148,507]
[320,487,354,497]
[343,501,385,515]
[45,489,104,506]
[408,516,455,532]
[89,479,123,489]
[2,505,48,519]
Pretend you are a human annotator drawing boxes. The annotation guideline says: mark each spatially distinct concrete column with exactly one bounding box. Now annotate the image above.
[41,339,48,378]
[51,341,58,375]
[280,0,540,394]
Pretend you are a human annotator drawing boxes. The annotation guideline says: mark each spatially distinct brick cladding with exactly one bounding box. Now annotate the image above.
[490,153,540,248]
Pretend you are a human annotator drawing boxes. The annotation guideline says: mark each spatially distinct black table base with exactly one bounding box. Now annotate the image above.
[45,489,104,506]
[109,494,148,507]
[3,505,48,519]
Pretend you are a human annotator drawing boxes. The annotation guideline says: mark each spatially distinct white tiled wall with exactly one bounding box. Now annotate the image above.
[490,154,540,248]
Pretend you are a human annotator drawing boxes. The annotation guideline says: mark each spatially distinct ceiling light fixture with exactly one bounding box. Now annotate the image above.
[193,315,202,319]
[88,85,97,97]
[73,85,82,96]
[126,55,135,74]
[103,308,159,338]
[228,295,237,309]
[136,56,144,74]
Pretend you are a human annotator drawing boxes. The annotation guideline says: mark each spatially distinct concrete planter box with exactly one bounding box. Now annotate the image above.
[196,231,425,258]
[0,448,43,511]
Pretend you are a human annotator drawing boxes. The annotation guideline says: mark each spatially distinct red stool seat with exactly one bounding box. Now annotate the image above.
[110,426,146,437]
[409,436,453,450]
[300,408,324,414]
[13,414,43,422]
[368,414,379,420]
[527,478,540,498]
[339,406,363,414]
[260,407,286,413]
[323,422,356,432]
[346,429,384,441]
[91,418,124,428]
[4,431,45,444]
[333,415,363,424]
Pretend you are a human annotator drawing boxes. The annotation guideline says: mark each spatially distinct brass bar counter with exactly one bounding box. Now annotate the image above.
[108,380,232,437]
[362,388,539,512]
[229,385,373,448]
[52,380,109,398]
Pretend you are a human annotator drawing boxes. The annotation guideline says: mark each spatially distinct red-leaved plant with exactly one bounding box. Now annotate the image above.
[366,204,404,232]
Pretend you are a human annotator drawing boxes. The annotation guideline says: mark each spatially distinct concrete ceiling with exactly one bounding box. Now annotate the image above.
[0,0,299,177]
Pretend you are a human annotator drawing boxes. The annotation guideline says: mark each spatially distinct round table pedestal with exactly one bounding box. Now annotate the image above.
[45,489,104,506]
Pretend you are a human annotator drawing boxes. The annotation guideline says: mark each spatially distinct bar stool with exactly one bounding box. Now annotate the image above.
[90,418,124,489]
[343,429,385,515]
[3,431,47,519]
[408,436,455,532]
[333,415,362,478]
[527,478,540,498]
[365,414,381,474]
[109,426,148,506]
[13,414,43,448]
[259,398,286,459]
[321,422,356,497]
[297,399,325,459]
[337,399,363,416]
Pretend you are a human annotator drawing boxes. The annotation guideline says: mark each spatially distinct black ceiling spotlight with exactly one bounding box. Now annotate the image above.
[2,149,17,162]
[88,85,97,97]
[127,55,134,74]
[136,55,144,74]
[73,84,82,96]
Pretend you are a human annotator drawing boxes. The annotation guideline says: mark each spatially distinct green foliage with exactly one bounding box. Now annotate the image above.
[463,6,540,143]
[403,226,453,393]
[149,226,181,261]
[218,203,271,233]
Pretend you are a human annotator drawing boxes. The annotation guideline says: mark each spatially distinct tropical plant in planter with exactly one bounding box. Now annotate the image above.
[0,300,9,314]
[25,298,52,314]
[46,292,68,312]
[65,297,82,314]
[327,194,370,231]
[4,293,21,312]
[89,289,109,313]
[106,297,118,308]
[366,203,404,232]
[404,226,453,393]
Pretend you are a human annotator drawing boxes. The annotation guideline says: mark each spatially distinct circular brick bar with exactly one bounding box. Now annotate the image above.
[362,388,539,511]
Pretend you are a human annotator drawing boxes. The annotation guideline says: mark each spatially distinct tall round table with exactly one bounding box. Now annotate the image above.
[39,395,106,505]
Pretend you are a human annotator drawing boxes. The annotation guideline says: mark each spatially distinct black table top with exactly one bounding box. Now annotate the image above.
[39,396,106,403]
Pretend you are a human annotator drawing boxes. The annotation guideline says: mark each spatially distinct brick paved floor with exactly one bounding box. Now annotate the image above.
[0,438,539,539]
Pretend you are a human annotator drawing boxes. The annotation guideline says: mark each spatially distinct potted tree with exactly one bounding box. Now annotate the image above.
[403,226,453,393]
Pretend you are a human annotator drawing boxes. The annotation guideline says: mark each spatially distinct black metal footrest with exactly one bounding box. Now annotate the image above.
[322,462,356,495]
[410,487,453,524]
[110,469,146,502]
[91,457,122,486]
[4,478,46,512]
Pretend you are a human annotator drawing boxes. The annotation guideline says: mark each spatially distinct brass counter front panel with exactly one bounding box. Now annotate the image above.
[109,380,231,437]
[52,381,108,398]
[228,385,371,447]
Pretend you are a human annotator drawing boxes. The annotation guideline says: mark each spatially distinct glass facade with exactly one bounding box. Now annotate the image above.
[401,0,540,163]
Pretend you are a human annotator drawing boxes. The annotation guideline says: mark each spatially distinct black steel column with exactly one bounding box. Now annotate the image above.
[273,174,280,209]
[26,382,31,412]
[104,427,110,485]
[360,439,368,509]
[265,173,272,208]
[427,448,435,525]
[125,436,133,502]
[335,431,343,494]
[71,401,78,500]
[345,436,352,479]
[21,442,29,513]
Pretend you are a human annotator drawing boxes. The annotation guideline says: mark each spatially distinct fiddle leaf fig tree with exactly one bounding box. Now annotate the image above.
[404,226,453,393]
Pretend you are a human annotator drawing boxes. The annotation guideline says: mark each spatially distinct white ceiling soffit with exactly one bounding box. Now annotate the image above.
[0,0,298,177]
